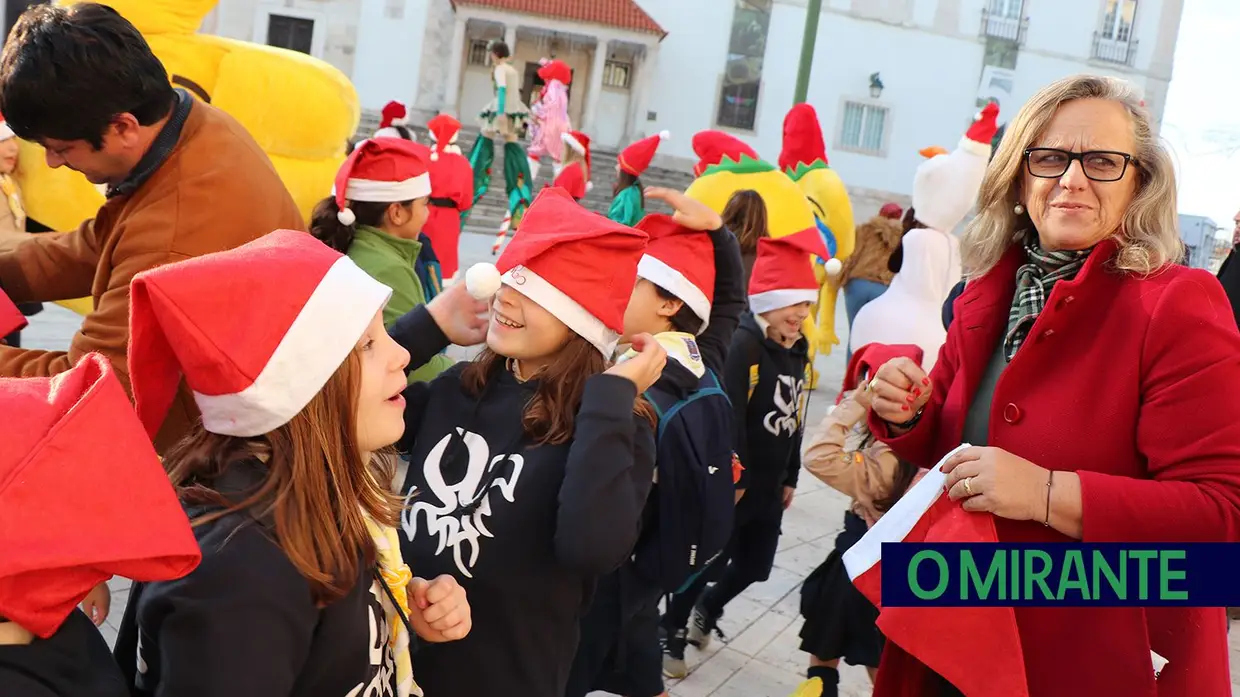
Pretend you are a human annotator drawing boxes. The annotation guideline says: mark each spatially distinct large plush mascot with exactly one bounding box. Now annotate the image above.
[779,104,855,361]
[20,0,358,315]
[684,130,835,388]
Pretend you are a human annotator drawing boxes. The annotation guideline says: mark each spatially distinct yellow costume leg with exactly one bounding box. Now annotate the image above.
[55,298,93,316]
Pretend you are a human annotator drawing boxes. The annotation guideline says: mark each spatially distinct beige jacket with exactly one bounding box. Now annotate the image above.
[800,388,903,526]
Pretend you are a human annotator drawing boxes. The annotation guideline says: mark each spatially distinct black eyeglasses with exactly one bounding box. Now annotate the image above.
[1023,148,1137,182]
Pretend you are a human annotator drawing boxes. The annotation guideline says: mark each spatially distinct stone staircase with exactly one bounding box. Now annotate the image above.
[355,115,695,237]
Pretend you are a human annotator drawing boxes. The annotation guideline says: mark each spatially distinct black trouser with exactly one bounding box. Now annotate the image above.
[662,492,784,631]
[566,564,664,697]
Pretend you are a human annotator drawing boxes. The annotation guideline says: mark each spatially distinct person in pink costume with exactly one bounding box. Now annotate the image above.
[527,59,573,182]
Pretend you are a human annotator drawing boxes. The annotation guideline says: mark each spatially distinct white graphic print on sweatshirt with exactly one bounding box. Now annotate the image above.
[763,374,805,437]
[401,427,524,578]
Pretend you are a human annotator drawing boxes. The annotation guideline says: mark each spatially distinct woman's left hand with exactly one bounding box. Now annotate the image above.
[407,575,472,643]
[941,446,1050,522]
[426,281,490,346]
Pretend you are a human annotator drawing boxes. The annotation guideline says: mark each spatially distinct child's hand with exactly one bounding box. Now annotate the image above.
[605,333,667,393]
[426,281,490,346]
[80,581,110,626]
[854,381,875,410]
[782,486,796,510]
[644,187,723,232]
[407,575,471,643]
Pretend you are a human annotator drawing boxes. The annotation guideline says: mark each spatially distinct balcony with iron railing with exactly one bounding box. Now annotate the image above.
[979,8,1028,45]
[1091,32,1139,67]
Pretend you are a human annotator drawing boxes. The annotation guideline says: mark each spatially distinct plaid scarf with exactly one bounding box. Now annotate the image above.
[1004,234,1091,360]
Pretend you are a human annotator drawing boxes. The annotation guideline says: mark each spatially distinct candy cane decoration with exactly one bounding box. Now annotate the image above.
[491,212,512,256]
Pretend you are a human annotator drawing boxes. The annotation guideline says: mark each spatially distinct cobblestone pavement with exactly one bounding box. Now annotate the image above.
[20,230,1239,696]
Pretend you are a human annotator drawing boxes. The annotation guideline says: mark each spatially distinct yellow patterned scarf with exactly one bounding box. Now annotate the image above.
[364,514,420,697]
[0,174,25,231]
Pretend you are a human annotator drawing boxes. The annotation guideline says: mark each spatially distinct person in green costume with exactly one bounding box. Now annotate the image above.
[608,131,670,227]
[310,137,453,384]
[463,40,533,243]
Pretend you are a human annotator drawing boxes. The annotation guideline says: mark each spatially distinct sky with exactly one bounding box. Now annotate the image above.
[1162,0,1240,236]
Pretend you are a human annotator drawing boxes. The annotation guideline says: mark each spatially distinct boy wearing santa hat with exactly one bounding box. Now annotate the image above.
[567,188,743,697]
[0,342,201,696]
[607,131,670,226]
[661,227,829,671]
[309,137,454,383]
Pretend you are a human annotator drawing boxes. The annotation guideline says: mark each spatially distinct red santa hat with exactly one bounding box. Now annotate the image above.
[692,130,759,177]
[0,286,27,337]
[747,227,830,314]
[561,130,592,172]
[0,353,201,639]
[333,137,432,225]
[380,100,408,129]
[537,58,572,85]
[634,213,714,332]
[842,444,1032,697]
[911,101,999,232]
[779,103,828,172]
[0,112,13,141]
[128,229,392,439]
[426,113,462,161]
[552,162,591,200]
[878,202,904,219]
[466,187,648,357]
[618,131,670,178]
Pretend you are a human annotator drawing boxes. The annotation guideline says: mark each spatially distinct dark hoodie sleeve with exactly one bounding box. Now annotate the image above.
[140,523,317,697]
[388,306,453,452]
[724,327,759,490]
[696,226,746,376]
[554,374,657,575]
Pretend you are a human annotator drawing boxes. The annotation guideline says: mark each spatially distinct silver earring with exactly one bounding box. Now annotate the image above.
[1014,203,1025,215]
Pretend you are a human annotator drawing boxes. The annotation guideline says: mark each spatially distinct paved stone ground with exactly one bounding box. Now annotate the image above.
[21,230,1240,696]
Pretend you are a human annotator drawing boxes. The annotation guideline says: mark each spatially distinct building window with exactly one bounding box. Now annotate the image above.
[980,0,1026,44]
[603,60,631,89]
[1100,0,1138,42]
[468,39,491,66]
[839,101,888,155]
[266,14,314,55]
[716,0,770,132]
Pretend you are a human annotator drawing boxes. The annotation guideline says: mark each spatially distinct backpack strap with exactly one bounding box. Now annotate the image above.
[646,370,730,441]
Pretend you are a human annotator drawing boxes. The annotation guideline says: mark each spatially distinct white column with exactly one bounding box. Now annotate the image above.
[504,25,518,53]
[582,39,610,132]
[625,42,659,143]
[442,15,469,116]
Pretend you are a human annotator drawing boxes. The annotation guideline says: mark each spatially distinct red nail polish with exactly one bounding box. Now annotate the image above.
[922,378,931,386]
[913,388,922,397]
[906,394,915,403]
[902,404,910,411]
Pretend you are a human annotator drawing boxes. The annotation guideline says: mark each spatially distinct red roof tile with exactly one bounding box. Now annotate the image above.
[452,0,666,37]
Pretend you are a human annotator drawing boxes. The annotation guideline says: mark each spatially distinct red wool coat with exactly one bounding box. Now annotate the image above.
[411,142,473,279]
[869,237,1240,697]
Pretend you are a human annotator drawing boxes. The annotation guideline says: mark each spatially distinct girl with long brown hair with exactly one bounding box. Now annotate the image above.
[394,187,666,697]
[114,229,478,697]
[723,189,769,290]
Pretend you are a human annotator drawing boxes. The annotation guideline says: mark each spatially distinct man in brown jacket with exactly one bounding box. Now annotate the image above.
[0,4,304,452]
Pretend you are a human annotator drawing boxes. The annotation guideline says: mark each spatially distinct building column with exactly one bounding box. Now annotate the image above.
[442,15,469,116]
[624,42,659,143]
[504,24,518,52]
[582,39,611,132]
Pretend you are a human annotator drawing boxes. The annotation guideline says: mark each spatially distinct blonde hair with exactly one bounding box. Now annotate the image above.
[961,74,1182,277]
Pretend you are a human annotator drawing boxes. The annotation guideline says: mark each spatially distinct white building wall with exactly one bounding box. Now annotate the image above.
[213,0,363,76]
[353,0,433,111]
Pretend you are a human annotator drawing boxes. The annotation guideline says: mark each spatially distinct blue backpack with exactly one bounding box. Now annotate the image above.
[632,369,737,593]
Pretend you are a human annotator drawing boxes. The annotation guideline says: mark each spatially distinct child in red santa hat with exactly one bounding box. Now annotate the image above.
[0,329,201,697]
[421,113,474,282]
[374,100,416,141]
[662,227,829,676]
[310,136,454,383]
[397,187,667,697]
[792,343,928,697]
[607,131,670,226]
[116,229,475,697]
[552,130,593,201]
[567,187,743,697]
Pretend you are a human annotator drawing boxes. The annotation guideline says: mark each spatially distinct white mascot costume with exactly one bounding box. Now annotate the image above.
[848,102,999,371]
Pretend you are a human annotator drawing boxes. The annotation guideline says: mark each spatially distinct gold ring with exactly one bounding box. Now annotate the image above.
[963,477,974,496]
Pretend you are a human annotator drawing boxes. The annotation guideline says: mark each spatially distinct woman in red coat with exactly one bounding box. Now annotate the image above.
[866,75,1240,696]
[423,114,474,280]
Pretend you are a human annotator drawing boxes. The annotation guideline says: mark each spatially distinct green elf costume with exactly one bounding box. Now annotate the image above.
[465,44,534,251]
[608,130,669,227]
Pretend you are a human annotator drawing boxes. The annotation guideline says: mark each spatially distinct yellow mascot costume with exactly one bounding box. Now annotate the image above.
[778,104,855,361]
[684,130,833,388]
[19,0,359,315]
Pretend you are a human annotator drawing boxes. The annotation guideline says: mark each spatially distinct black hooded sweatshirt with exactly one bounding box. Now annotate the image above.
[390,308,657,697]
[0,610,128,697]
[724,312,810,505]
[1217,246,1240,330]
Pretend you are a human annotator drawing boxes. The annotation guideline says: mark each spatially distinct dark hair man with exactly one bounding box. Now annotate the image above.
[0,3,304,452]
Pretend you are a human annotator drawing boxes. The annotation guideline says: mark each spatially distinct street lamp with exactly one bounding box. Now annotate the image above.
[869,72,884,99]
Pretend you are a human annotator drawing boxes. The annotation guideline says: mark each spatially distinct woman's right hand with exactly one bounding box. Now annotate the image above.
[644,187,724,232]
[605,333,667,393]
[869,357,932,426]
